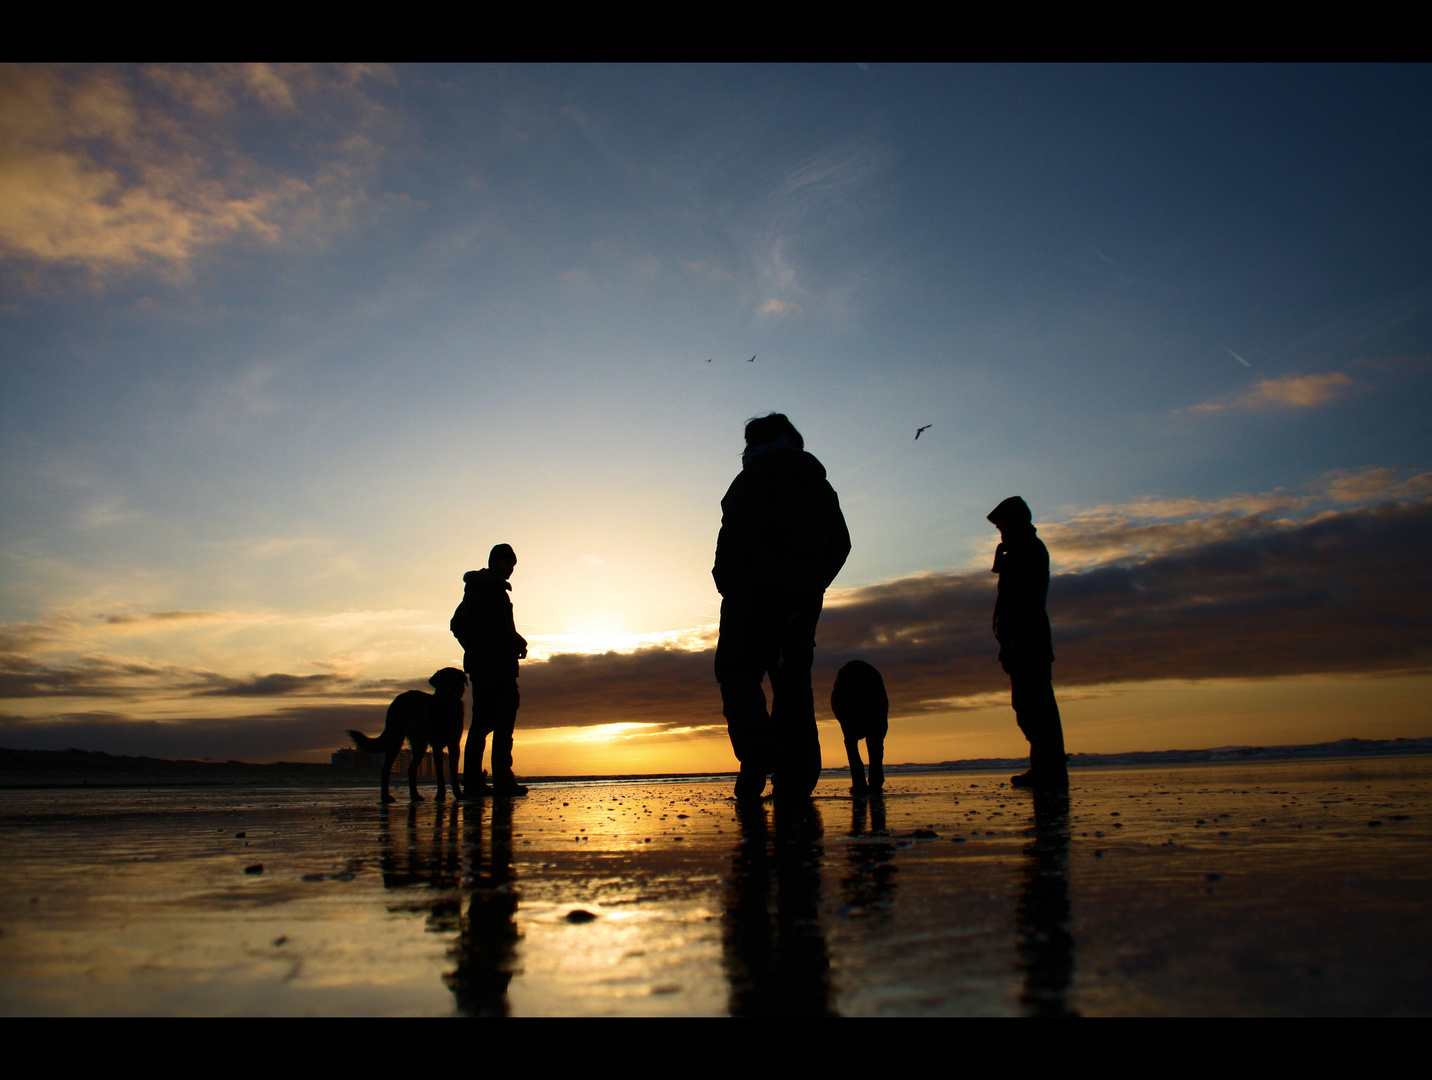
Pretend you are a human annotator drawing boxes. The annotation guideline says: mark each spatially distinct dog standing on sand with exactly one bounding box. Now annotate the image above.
[349,667,467,803]
[831,660,888,797]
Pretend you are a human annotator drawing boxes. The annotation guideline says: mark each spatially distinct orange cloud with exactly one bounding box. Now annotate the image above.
[758,297,799,316]
[1192,371,1355,413]
[0,64,390,282]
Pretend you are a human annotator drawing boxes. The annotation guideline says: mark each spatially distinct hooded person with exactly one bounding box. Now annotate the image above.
[713,413,851,799]
[988,496,1066,787]
[451,543,529,796]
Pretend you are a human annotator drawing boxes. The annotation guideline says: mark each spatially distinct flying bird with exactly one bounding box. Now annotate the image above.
[915,424,932,440]
[749,355,756,362]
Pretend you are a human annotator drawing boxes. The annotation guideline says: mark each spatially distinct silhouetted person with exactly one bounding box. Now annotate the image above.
[988,497,1066,788]
[722,798,832,1015]
[830,660,888,796]
[1017,788,1076,1016]
[452,544,529,797]
[714,413,851,799]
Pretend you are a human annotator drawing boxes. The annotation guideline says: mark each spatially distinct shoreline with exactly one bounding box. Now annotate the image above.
[2,735,1429,790]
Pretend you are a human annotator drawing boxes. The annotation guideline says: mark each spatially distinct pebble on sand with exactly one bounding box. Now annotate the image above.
[566,909,597,923]
[244,864,263,874]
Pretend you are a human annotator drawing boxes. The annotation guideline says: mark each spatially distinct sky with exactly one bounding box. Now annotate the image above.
[2,63,1430,771]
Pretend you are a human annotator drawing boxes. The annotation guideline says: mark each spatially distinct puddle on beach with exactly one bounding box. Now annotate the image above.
[2,757,1430,1015]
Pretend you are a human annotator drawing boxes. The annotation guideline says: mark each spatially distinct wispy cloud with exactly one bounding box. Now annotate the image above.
[100,610,223,625]
[0,64,393,285]
[1192,371,1355,413]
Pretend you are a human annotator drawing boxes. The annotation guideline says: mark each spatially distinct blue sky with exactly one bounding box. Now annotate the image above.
[2,64,1429,769]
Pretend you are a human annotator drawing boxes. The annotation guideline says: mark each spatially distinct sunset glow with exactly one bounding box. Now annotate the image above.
[2,64,1430,770]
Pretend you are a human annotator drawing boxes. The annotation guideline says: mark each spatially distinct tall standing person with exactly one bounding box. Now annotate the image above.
[452,544,529,796]
[987,497,1067,788]
[714,413,851,799]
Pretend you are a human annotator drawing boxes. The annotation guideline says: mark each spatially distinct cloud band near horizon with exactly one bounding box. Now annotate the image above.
[4,494,1430,760]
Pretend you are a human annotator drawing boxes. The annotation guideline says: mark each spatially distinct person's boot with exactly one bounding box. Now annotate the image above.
[463,768,493,798]
[734,766,767,799]
[773,722,822,798]
[1013,744,1068,789]
[492,771,527,796]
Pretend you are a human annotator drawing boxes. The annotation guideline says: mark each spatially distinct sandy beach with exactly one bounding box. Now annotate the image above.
[2,755,1429,1016]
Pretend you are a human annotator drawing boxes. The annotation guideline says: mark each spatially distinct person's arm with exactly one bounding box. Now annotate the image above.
[822,489,851,590]
[713,473,758,596]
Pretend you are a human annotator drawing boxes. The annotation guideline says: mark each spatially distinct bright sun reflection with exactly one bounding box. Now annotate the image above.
[566,722,661,743]
[524,625,715,661]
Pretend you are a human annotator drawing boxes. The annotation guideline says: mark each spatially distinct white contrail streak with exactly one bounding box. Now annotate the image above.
[1224,346,1252,367]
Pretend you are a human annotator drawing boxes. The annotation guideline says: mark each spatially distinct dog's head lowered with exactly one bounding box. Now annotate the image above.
[428,667,469,697]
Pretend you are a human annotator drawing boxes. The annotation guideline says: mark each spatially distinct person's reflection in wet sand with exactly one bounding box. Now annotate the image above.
[446,796,520,1016]
[722,798,833,1016]
[842,794,898,924]
[1016,788,1076,1016]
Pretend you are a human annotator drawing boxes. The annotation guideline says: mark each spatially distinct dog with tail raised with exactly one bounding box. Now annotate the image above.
[349,667,467,803]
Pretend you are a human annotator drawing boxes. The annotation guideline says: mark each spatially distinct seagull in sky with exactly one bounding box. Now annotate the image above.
[749,355,756,362]
[915,424,932,440]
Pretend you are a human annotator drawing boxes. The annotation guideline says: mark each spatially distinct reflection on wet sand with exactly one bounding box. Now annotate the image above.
[842,794,897,926]
[1016,789,1075,1017]
[448,798,520,1016]
[723,798,832,1016]
[373,798,522,1016]
[4,760,1431,1015]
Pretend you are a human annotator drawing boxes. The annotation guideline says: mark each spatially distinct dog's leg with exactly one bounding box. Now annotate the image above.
[409,741,426,802]
[844,736,869,797]
[868,738,885,793]
[434,747,447,802]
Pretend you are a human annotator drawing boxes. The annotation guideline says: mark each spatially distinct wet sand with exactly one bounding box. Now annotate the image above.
[2,756,1429,1015]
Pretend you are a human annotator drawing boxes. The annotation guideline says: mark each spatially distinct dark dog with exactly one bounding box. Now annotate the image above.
[349,667,467,803]
[831,660,888,797]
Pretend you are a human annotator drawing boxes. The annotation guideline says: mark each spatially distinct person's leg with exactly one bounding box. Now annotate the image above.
[1028,677,1066,780]
[770,594,823,798]
[464,669,495,795]
[717,595,780,797]
[489,679,523,794]
[1011,662,1065,786]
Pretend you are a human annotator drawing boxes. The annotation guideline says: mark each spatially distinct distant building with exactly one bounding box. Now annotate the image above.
[331,747,385,773]
[330,746,436,777]
[393,749,437,779]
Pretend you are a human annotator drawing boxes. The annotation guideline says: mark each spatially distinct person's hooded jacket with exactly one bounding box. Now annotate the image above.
[988,496,1055,667]
[451,568,527,678]
[713,447,850,597]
